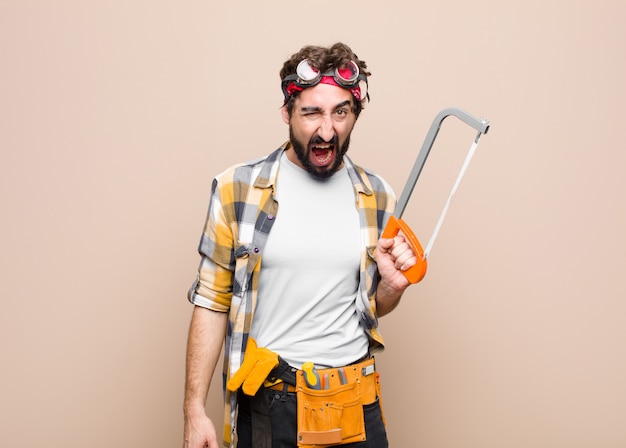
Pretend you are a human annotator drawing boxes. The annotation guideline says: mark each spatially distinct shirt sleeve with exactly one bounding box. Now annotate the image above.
[187,177,235,312]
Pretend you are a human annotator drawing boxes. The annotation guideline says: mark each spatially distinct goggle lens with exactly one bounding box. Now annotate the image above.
[295,60,321,83]
[335,61,360,86]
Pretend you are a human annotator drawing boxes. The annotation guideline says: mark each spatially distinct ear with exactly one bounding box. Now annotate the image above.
[280,105,290,124]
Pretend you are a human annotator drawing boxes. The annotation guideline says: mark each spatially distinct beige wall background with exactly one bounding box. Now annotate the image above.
[1,1,625,447]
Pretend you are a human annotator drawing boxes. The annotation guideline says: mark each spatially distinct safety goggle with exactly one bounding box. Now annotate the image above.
[281,59,369,102]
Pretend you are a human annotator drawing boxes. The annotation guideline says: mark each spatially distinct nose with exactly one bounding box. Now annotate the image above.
[318,116,335,142]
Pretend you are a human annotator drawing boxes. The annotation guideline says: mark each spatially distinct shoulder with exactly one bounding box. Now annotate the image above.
[359,166,394,195]
[345,157,395,198]
[213,147,283,189]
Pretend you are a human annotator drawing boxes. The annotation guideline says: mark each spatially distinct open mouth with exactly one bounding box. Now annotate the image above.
[310,142,335,166]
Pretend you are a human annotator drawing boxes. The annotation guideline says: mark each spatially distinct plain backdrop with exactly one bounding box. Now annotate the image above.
[1,1,625,447]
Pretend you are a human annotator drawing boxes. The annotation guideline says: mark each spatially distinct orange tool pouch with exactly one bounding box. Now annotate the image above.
[296,357,381,447]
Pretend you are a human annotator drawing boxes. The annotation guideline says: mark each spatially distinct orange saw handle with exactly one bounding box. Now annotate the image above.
[381,215,428,283]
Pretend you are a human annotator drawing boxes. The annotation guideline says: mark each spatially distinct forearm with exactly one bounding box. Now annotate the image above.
[184,306,228,417]
[375,279,405,317]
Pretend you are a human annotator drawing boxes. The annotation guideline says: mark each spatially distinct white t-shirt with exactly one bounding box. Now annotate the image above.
[250,152,370,369]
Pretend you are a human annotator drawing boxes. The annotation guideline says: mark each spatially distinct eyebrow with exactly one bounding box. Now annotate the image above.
[300,106,322,114]
[300,100,352,114]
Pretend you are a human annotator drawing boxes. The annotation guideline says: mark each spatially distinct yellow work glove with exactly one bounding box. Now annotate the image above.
[226,338,279,396]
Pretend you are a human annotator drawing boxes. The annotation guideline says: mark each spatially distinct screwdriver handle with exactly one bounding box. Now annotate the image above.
[382,215,428,284]
[302,362,321,389]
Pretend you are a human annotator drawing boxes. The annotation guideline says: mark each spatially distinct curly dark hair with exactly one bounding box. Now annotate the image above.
[280,42,371,117]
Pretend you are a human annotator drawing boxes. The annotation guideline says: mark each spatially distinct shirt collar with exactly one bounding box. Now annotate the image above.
[253,141,373,197]
[252,143,286,189]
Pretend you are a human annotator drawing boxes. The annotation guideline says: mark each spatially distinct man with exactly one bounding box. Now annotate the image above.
[183,42,417,448]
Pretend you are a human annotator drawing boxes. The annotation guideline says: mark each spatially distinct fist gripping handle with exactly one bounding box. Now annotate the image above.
[381,215,428,284]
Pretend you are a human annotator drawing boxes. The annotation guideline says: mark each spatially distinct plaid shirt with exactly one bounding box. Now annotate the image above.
[188,143,396,447]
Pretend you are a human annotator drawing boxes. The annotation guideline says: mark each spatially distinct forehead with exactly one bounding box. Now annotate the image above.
[295,83,354,109]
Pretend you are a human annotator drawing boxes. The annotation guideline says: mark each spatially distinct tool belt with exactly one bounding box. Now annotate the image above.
[232,341,384,447]
[294,357,380,447]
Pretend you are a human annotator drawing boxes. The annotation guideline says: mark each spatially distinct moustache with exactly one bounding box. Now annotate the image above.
[309,134,338,146]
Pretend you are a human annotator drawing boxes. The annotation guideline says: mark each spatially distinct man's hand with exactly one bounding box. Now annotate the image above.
[183,411,219,448]
[376,235,417,285]
[375,235,417,316]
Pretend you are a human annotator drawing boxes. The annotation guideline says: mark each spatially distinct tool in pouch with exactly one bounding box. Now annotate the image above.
[382,107,490,283]
[302,362,321,389]
[302,363,355,391]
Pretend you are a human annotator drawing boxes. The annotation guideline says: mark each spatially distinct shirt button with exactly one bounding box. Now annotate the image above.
[254,247,260,253]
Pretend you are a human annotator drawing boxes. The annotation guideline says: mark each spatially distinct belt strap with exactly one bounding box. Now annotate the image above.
[268,382,297,393]
[267,356,297,386]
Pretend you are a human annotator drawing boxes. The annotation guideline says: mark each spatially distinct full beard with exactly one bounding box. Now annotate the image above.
[289,127,351,179]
